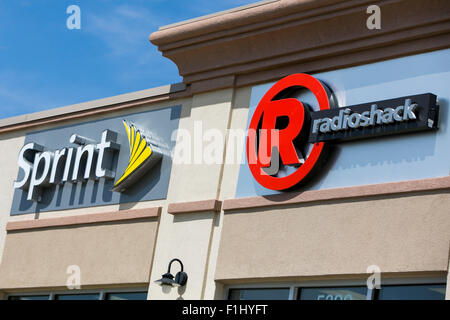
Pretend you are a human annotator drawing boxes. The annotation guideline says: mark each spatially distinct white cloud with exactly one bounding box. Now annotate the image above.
[86,4,160,57]
[84,4,180,85]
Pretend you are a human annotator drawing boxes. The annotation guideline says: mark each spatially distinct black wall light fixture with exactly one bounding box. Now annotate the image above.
[155,258,188,287]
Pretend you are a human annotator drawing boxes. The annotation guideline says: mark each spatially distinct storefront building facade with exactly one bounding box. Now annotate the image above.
[0,0,449,300]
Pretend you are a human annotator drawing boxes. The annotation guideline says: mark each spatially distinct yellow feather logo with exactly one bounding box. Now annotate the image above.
[112,120,161,192]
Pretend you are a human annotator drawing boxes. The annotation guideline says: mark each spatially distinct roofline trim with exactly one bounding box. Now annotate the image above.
[0,82,186,133]
[158,0,278,31]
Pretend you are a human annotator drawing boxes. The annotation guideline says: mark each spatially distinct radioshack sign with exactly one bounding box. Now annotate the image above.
[10,106,180,215]
[246,74,439,191]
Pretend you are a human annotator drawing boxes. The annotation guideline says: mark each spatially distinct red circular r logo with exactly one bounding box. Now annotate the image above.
[246,73,331,190]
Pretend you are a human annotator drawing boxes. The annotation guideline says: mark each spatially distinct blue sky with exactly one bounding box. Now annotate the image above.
[0,0,255,119]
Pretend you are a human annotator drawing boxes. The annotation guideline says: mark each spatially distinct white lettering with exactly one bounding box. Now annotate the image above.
[95,130,120,179]
[28,151,53,201]
[15,131,121,202]
[50,148,67,184]
[14,143,44,190]
[314,99,418,134]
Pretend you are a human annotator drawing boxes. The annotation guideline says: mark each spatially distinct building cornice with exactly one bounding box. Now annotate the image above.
[150,0,450,94]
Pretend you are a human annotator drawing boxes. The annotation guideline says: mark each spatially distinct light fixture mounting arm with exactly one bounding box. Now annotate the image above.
[167,258,184,273]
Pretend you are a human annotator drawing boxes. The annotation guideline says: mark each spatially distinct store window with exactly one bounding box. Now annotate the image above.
[376,284,446,300]
[299,286,367,300]
[7,289,148,300]
[105,292,148,300]
[8,295,50,300]
[55,293,100,300]
[228,282,446,300]
[228,288,290,300]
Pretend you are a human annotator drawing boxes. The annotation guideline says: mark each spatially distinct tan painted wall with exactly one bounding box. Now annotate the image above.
[215,191,450,281]
[0,219,158,290]
[0,131,26,266]
[165,89,233,202]
[147,88,235,299]
[202,86,252,299]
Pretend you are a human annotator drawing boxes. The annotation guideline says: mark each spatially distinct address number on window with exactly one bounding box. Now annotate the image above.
[317,294,353,300]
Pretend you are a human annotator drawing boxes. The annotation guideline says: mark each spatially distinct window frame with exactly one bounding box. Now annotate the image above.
[372,282,448,300]
[224,276,447,300]
[6,287,148,300]
[228,287,291,300]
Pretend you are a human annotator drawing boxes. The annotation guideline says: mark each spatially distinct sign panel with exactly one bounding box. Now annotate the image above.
[309,93,438,143]
[10,105,181,215]
[246,74,439,191]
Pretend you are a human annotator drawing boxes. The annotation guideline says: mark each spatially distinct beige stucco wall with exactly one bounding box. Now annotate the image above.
[215,191,450,281]
[0,131,26,266]
[147,88,235,299]
[164,88,233,202]
[202,86,252,299]
[0,218,159,290]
